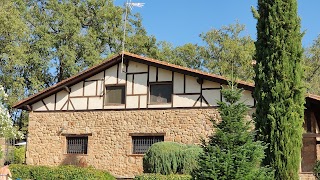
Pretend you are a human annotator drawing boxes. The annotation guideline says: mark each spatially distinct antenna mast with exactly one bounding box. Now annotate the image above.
[121,0,144,72]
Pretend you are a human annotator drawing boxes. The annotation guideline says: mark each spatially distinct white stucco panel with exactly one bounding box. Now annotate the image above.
[139,95,147,108]
[104,105,125,109]
[84,81,97,96]
[173,73,184,93]
[70,98,88,110]
[202,89,220,106]
[70,82,83,97]
[158,68,172,81]
[133,74,147,94]
[96,80,104,96]
[43,94,55,110]
[127,75,133,95]
[32,101,47,111]
[105,65,117,84]
[55,90,68,110]
[87,71,104,81]
[88,97,103,109]
[202,80,220,89]
[148,103,171,108]
[118,66,126,84]
[126,96,139,109]
[128,61,148,73]
[173,94,199,107]
[149,66,156,82]
[240,90,254,106]
[185,75,200,93]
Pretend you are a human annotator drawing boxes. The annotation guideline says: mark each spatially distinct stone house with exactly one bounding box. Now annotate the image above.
[13,52,320,179]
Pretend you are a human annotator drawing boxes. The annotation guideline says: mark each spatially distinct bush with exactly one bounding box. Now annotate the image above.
[10,164,115,180]
[143,142,202,175]
[13,146,25,164]
[134,174,191,180]
[314,160,320,179]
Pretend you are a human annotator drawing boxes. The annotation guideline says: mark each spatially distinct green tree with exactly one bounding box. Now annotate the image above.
[0,85,23,139]
[192,83,272,180]
[254,0,305,179]
[151,42,202,69]
[304,35,320,95]
[0,0,161,133]
[200,22,255,82]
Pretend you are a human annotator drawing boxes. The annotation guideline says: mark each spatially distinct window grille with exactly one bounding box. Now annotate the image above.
[132,136,164,154]
[66,136,88,154]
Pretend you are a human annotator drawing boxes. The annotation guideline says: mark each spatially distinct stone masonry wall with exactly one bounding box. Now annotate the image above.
[27,108,219,178]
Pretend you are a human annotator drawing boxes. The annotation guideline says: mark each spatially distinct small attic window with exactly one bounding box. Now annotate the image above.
[150,83,172,104]
[105,85,125,105]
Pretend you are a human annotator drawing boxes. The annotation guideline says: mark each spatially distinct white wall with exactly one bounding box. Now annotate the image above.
[31,61,254,111]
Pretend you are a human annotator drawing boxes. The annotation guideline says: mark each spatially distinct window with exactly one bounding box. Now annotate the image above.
[150,83,172,103]
[66,136,88,154]
[132,136,164,154]
[105,85,125,104]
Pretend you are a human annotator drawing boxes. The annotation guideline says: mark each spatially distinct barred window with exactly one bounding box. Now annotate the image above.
[132,136,164,154]
[66,136,88,154]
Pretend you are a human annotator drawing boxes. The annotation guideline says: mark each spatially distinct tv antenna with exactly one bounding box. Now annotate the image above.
[121,0,145,72]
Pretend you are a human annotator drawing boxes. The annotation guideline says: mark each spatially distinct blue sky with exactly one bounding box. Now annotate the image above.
[115,0,320,47]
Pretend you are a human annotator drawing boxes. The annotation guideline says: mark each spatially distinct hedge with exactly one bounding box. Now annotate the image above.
[134,174,192,180]
[10,164,115,180]
[143,142,202,175]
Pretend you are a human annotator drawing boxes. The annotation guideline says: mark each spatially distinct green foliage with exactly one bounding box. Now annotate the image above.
[9,164,115,180]
[314,160,320,179]
[0,0,160,134]
[134,174,191,180]
[304,35,320,95]
[199,22,256,82]
[143,142,202,175]
[254,0,305,179]
[13,146,25,164]
[192,84,273,180]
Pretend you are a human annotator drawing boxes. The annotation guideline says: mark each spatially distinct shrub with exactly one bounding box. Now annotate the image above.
[134,173,191,180]
[13,146,25,164]
[180,146,202,174]
[314,160,320,179]
[143,142,202,175]
[10,164,115,180]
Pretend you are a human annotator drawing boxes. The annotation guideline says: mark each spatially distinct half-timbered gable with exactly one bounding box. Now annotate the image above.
[15,52,255,112]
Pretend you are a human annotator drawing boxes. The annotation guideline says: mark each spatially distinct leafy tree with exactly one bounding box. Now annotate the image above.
[254,0,305,179]
[192,83,272,180]
[200,22,255,82]
[0,85,23,139]
[150,42,200,68]
[304,35,320,95]
[0,0,161,133]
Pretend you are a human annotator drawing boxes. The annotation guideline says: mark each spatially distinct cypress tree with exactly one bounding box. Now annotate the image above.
[254,0,305,179]
[192,83,272,180]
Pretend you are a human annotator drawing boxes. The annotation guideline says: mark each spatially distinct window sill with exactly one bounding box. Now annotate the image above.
[128,154,145,157]
[104,103,125,106]
[63,154,88,156]
[148,102,171,105]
